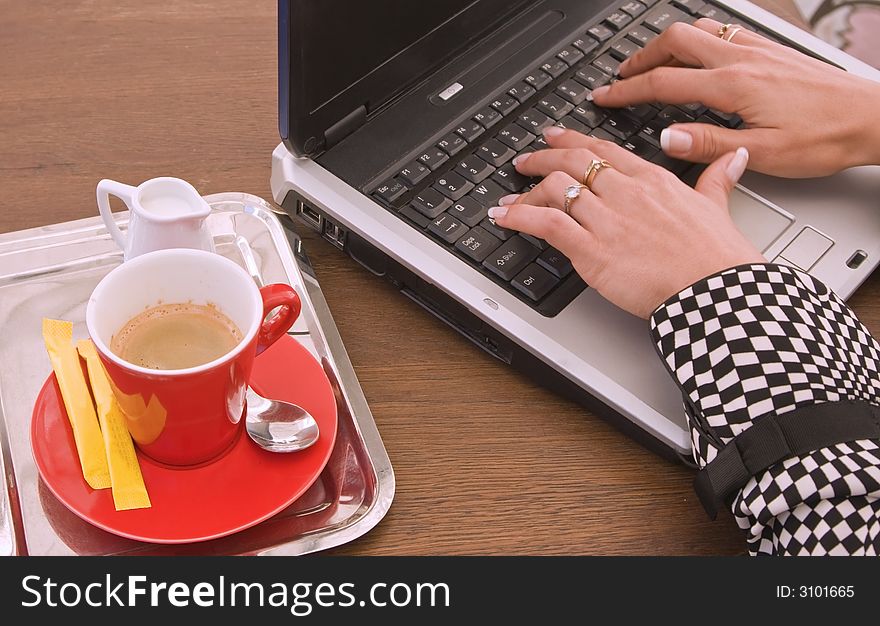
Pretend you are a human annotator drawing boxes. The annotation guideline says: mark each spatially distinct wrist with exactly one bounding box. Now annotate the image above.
[845,77,880,168]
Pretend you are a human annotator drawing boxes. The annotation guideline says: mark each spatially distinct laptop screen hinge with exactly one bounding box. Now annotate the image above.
[324,105,367,150]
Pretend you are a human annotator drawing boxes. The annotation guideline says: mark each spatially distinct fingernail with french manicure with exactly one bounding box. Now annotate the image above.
[588,85,609,102]
[498,194,518,206]
[512,152,530,166]
[726,147,749,181]
[488,206,508,221]
[543,125,565,138]
[660,127,693,154]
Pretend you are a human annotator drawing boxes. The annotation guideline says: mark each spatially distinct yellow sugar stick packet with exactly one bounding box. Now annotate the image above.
[77,339,151,511]
[41,319,110,490]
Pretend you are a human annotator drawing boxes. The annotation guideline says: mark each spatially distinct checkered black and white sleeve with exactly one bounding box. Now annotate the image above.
[649,263,880,555]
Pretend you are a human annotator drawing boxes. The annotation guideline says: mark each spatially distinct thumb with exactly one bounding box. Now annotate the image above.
[694,147,749,207]
[660,123,754,163]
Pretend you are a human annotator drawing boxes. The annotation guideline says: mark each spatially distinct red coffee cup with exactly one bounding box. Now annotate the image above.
[85,249,301,466]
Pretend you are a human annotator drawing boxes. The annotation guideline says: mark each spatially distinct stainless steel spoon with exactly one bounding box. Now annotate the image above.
[245,387,320,452]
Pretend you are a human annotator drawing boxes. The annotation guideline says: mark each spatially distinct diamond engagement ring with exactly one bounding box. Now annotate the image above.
[563,184,588,215]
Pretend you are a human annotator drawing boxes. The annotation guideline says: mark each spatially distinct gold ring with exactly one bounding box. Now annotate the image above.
[563,184,589,215]
[723,26,743,42]
[583,159,613,191]
[717,23,734,38]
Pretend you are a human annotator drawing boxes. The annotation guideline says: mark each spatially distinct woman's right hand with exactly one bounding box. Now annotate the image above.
[590,19,880,177]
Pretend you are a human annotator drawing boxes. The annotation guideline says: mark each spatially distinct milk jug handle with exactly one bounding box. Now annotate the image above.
[96,179,136,252]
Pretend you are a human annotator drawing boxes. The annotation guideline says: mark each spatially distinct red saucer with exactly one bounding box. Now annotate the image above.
[31,335,337,544]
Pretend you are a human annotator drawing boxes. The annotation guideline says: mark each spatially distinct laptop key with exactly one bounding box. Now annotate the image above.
[626,24,657,46]
[523,69,553,90]
[556,116,591,135]
[537,247,574,278]
[491,95,519,115]
[455,154,494,183]
[455,120,485,142]
[638,121,662,147]
[571,102,608,128]
[604,11,633,31]
[482,235,541,281]
[537,94,574,120]
[512,263,559,301]
[521,233,549,250]
[622,134,659,159]
[399,205,431,229]
[587,24,614,42]
[707,109,742,128]
[411,189,452,218]
[508,81,536,103]
[374,179,406,204]
[437,133,467,157]
[449,196,488,227]
[575,66,612,89]
[621,1,648,17]
[678,102,707,117]
[428,214,469,244]
[480,217,515,241]
[696,5,730,21]
[621,102,658,123]
[643,6,691,33]
[470,179,508,208]
[672,0,705,14]
[455,226,503,263]
[571,36,599,56]
[497,124,535,151]
[611,38,640,61]
[589,127,617,142]
[417,148,449,171]
[601,113,641,139]
[474,106,502,129]
[656,105,695,127]
[517,108,553,133]
[492,162,531,193]
[397,161,430,187]
[651,152,691,176]
[592,53,620,76]
[478,139,516,167]
[556,45,585,66]
[556,80,590,105]
[433,172,474,201]
[540,57,569,78]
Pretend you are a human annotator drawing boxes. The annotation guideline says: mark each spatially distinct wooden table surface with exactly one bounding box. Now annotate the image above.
[4,0,874,556]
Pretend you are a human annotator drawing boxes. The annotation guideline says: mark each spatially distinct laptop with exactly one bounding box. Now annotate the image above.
[271,0,880,461]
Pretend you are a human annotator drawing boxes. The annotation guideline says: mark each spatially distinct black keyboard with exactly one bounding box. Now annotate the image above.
[369,0,759,317]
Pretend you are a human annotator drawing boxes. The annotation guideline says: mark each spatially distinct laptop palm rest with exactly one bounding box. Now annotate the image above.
[729,187,794,252]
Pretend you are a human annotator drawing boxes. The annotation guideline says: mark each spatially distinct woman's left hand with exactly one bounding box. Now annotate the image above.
[488,127,765,318]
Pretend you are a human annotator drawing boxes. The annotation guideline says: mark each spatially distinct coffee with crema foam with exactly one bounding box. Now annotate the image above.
[110,303,242,370]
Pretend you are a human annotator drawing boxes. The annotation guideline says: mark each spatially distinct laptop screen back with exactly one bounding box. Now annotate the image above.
[280,0,538,156]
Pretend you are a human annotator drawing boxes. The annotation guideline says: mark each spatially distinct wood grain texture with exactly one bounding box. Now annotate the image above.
[0,0,864,555]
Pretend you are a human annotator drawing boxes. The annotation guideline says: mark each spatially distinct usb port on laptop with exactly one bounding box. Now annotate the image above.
[295,200,323,232]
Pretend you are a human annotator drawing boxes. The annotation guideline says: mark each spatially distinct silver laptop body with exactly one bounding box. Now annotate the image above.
[271,0,880,458]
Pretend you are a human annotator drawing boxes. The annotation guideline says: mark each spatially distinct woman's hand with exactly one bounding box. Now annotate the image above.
[488,127,765,318]
[589,19,880,177]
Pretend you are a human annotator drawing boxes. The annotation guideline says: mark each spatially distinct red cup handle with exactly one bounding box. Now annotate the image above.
[256,284,301,355]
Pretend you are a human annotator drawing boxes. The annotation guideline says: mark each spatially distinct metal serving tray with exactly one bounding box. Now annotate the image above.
[0,192,394,555]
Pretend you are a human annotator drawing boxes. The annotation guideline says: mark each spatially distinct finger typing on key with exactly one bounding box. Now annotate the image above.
[589,19,880,177]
